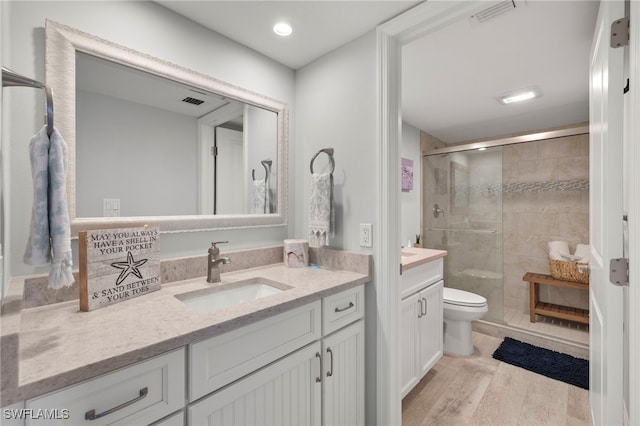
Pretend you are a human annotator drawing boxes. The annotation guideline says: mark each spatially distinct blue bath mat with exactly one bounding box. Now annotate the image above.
[492,337,589,389]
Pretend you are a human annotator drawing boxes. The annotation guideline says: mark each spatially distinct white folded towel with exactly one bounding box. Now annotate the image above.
[548,241,570,257]
[251,179,267,214]
[574,244,590,261]
[309,172,334,246]
[549,251,565,261]
[23,126,74,289]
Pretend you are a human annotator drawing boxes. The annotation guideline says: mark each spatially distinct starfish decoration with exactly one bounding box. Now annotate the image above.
[111,251,148,285]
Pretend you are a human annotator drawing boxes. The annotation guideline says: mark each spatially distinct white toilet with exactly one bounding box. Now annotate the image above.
[443,287,488,356]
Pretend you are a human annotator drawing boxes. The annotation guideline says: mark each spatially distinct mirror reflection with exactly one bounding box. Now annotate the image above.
[75,52,278,217]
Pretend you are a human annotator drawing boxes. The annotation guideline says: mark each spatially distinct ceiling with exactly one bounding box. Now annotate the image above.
[157,1,600,144]
[157,1,421,70]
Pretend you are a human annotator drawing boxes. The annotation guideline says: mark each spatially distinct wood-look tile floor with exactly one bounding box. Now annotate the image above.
[402,332,591,426]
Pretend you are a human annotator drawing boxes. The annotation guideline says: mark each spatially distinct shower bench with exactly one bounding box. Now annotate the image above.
[523,272,589,325]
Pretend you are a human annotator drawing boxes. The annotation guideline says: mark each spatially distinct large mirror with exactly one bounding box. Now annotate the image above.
[46,20,288,235]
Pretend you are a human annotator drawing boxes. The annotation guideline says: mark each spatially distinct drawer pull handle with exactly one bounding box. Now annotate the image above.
[334,301,355,313]
[327,347,334,377]
[315,352,322,383]
[85,387,148,421]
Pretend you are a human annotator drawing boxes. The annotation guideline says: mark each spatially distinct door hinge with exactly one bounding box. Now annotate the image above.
[609,258,629,287]
[211,146,218,156]
[610,17,629,48]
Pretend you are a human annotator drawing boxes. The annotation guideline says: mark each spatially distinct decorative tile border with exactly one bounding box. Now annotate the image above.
[426,178,589,195]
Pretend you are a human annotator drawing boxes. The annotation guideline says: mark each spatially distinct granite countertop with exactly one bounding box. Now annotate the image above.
[0,256,370,406]
[401,247,447,271]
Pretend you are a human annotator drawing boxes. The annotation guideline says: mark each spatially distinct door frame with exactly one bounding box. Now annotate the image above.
[376,2,639,425]
[376,2,493,424]
[627,2,639,424]
[196,102,245,214]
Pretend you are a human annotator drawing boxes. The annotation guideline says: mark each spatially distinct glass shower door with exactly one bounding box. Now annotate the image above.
[423,147,504,323]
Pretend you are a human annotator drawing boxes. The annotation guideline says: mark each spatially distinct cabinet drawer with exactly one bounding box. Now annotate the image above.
[400,259,443,299]
[26,348,185,426]
[322,285,364,335]
[189,301,321,401]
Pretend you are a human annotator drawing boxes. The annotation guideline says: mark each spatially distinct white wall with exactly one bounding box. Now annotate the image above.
[76,90,198,217]
[3,1,295,277]
[295,31,377,250]
[295,30,378,425]
[401,122,421,247]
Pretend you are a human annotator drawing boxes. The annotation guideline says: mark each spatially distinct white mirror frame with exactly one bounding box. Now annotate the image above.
[45,20,288,236]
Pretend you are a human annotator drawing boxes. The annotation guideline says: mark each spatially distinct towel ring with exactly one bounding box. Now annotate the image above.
[310,148,335,174]
[252,159,272,181]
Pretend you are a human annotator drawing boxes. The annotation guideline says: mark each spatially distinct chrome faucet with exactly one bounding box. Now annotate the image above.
[207,241,231,283]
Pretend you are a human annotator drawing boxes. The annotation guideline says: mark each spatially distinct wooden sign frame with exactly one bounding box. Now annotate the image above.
[79,226,161,311]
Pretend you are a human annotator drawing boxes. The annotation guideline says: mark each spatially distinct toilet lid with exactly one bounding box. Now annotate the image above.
[443,287,487,307]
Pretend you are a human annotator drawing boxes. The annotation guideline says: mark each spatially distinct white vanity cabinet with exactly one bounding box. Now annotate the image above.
[188,285,365,426]
[25,348,185,425]
[9,285,365,426]
[320,319,364,426]
[400,259,444,399]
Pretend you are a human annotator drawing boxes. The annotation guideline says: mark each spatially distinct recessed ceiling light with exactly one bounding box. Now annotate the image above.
[498,87,542,105]
[273,22,292,37]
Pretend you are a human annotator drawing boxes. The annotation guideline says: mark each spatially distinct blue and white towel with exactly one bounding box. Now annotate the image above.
[309,172,334,246]
[23,126,74,289]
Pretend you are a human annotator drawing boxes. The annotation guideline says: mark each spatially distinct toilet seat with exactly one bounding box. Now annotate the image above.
[443,287,487,307]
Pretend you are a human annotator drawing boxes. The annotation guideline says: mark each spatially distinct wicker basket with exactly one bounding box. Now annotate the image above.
[548,259,589,284]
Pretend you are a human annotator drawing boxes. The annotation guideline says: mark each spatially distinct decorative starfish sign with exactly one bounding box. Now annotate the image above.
[111,251,148,285]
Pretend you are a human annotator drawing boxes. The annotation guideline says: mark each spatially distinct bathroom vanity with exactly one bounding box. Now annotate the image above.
[0,249,370,425]
[399,248,447,399]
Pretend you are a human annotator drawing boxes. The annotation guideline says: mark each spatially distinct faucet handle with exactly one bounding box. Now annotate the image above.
[209,241,229,257]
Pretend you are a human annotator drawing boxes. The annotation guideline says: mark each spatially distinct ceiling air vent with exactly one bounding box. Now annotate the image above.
[470,0,521,24]
[182,96,204,106]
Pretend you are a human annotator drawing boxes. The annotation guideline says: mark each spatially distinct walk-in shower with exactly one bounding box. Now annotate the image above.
[422,124,590,344]
[424,146,504,322]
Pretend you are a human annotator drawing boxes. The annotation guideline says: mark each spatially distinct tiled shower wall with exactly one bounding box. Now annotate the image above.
[503,134,589,314]
[423,130,589,323]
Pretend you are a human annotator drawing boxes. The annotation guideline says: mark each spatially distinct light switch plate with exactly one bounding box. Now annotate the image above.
[103,198,120,217]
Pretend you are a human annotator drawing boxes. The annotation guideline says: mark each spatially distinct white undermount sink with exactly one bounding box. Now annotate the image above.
[176,277,291,314]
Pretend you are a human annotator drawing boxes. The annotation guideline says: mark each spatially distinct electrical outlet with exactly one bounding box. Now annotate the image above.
[359,223,373,247]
